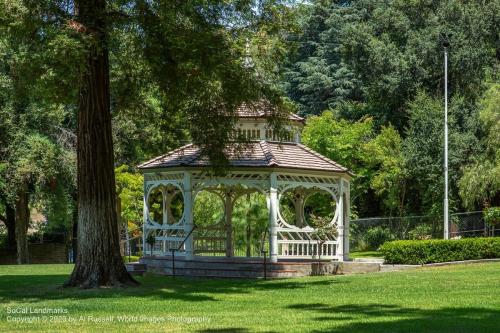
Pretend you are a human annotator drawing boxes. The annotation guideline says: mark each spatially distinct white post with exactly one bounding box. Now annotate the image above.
[143,180,149,256]
[269,172,278,263]
[224,189,234,257]
[183,172,194,260]
[343,181,350,260]
[162,188,167,253]
[337,180,345,261]
[444,46,449,240]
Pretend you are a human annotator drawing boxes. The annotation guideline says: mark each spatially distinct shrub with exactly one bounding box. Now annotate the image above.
[380,237,500,264]
[364,227,393,250]
[408,224,433,240]
[484,207,500,226]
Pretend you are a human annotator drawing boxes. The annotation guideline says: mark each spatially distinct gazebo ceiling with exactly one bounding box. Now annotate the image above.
[138,141,352,175]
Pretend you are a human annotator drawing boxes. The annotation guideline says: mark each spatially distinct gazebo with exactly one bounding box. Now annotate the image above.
[137,103,352,270]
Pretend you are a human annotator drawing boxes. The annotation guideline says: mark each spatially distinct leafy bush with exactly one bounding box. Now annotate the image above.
[484,207,500,226]
[363,227,393,250]
[380,237,500,264]
[408,224,433,240]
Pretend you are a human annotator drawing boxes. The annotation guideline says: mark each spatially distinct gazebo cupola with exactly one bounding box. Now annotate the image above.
[138,103,353,263]
[233,102,305,143]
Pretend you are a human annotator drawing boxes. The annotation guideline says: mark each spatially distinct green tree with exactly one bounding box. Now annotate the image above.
[302,110,377,216]
[459,84,500,209]
[403,91,480,215]
[365,126,407,216]
[0,14,76,262]
[115,165,143,230]
[286,0,499,129]
[2,0,296,287]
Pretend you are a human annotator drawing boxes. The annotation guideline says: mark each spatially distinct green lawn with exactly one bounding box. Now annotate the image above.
[1,263,500,333]
[349,251,382,259]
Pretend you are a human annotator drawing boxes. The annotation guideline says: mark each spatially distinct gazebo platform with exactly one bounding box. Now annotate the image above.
[128,256,339,279]
[126,256,419,278]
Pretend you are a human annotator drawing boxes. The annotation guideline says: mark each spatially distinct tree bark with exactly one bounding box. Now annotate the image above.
[5,203,16,249]
[15,185,30,264]
[65,0,137,288]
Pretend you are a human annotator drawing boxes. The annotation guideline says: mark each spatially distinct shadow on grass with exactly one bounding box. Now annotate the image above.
[0,273,342,304]
[287,303,500,333]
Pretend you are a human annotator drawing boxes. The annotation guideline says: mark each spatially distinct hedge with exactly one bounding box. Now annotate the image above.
[380,237,500,265]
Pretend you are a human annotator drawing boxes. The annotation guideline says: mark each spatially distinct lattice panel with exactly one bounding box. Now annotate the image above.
[144,172,184,182]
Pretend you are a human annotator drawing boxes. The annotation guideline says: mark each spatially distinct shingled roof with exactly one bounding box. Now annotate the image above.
[138,141,351,175]
[235,102,304,123]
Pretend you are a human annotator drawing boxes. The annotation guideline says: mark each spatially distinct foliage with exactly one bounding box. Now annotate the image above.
[310,214,337,242]
[194,191,225,228]
[459,84,500,209]
[380,237,500,264]
[302,111,415,217]
[365,126,407,216]
[232,193,269,253]
[302,111,376,215]
[363,227,394,250]
[403,91,480,215]
[408,224,433,240]
[483,207,500,227]
[115,165,143,227]
[286,0,499,129]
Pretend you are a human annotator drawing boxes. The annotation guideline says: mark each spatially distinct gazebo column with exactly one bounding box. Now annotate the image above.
[224,188,234,257]
[343,182,350,260]
[337,181,345,261]
[183,172,194,260]
[269,172,278,263]
[142,182,148,255]
[161,188,167,253]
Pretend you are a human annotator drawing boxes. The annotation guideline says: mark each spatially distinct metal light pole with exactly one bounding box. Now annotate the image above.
[443,42,449,240]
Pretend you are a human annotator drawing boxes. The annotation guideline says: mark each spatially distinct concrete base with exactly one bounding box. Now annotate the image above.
[137,256,340,278]
[127,256,423,278]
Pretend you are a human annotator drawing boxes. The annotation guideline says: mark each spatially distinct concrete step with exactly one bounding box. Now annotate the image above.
[126,263,147,276]
[339,261,382,274]
[148,266,300,278]
[141,257,330,273]
[140,256,341,278]
[353,258,384,264]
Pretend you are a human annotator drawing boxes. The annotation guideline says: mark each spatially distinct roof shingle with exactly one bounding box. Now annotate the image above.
[138,141,351,175]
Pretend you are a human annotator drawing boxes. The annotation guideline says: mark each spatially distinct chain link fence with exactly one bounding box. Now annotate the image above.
[350,211,498,251]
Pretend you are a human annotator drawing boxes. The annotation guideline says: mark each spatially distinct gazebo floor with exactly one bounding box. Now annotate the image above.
[129,255,340,278]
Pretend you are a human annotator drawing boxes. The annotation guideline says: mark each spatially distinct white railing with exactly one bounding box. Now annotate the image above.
[278,239,338,259]
[144,238,185,256]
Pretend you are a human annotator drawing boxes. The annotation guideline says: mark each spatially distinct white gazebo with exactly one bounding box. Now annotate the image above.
[138,103,352,264]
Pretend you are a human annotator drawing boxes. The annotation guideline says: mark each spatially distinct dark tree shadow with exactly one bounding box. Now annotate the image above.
[286,303,500,333]
[0,273,342,304]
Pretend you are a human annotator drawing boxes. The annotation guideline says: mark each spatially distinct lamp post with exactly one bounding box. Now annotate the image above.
[443,40,449,240]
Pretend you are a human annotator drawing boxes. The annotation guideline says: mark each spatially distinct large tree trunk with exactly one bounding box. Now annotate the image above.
[65,0,136,288]
[15,186,30,264]
[5,203,16,249]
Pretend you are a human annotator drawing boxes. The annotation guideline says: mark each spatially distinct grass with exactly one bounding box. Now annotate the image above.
[1,263,500,332]
[349,250,382,259]
[122,255,141,263]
